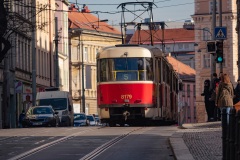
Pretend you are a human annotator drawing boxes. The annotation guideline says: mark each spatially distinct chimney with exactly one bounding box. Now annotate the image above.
[69,4,78,11]
[82,5,91,13]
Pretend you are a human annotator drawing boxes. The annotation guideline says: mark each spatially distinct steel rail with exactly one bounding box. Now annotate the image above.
[7,128,97,160]
[79,127,145,160]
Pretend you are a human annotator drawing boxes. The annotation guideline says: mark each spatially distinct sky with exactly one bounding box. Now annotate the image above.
[69,0,194,29]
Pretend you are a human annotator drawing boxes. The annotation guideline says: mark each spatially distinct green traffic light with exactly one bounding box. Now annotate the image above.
[217,57,223,63]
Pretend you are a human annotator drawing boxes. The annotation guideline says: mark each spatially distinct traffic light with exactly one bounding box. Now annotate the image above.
[207,41,216,53]
[215,41,223,63]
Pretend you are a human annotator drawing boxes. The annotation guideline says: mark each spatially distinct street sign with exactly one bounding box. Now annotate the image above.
[215,27,227,40]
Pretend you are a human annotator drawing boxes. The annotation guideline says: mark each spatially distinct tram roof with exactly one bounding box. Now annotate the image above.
[97,44,165,59]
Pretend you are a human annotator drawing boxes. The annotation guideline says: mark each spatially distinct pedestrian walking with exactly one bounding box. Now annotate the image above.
[215,73,234,110]
[19,110,25,128]
[209,73,219,121]
[201,79,213,122]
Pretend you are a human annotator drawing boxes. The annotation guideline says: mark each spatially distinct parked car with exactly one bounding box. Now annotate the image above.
[22,105,60,127]
[87,115,96,126]
[74,113,89,126]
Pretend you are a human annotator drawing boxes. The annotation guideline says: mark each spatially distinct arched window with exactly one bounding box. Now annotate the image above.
[203,27,211,41]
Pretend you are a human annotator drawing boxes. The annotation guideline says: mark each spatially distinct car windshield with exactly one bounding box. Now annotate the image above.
[87,116,94,121]
[74,114,86,120]
[36,98,67,110]
[27,107,53,115]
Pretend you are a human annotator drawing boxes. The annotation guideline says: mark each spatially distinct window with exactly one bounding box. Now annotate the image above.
[21,40,24,69]
[203,28,211,41]
[38,49,40,76]
[193,85,196,97]
[84,47,88,62]
[178,44,183,50]
[184,44,189,50]
[37,98,67,110]
[187,106,191,119]
[182,84,185,96]
[187,84,190,97]
[203,53,210,68]
[194,106,196,119]
[209,1,219,14]
[95,48,99,62]
[86,65,92,89]
[166,47,171,53]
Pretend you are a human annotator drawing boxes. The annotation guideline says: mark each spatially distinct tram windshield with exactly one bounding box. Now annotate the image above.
[98,58,153,82]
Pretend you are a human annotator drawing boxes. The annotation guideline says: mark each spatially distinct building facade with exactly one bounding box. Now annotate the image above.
[55,0,69,91]
[0,0,58,128]
[68,5,122,115]
[192,0,238,122]
[166,55,196,124]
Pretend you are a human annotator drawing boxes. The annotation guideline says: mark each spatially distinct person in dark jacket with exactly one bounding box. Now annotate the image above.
[201,79,214,122]
[234,77,240,104]
[19,110,25,128]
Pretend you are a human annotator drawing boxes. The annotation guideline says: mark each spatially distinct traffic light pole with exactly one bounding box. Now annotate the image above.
[219,0,223,73]
[211,0,216,88]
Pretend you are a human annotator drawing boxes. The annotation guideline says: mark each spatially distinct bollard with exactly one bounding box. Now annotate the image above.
[236,110,240,160]
[228,108,236,160]
[222,108,227,160]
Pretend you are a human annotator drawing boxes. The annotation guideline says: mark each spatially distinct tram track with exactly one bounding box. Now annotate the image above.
[0,127,72,142]
[79,127,147,160]
[7,127,97,160]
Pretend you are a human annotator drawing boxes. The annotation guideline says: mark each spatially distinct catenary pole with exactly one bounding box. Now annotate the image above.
[31,0,36,106]
[55,17,59,88]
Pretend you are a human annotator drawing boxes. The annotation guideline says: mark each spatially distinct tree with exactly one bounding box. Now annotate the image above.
[0,1,11,62]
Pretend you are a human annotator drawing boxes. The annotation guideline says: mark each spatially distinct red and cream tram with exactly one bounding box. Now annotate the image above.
[97,44,179,126]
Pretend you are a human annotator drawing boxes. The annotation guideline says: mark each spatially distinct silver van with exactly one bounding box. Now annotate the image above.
[36,88,74,126]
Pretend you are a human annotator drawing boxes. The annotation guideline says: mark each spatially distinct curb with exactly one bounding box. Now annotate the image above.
[169,131,194,160]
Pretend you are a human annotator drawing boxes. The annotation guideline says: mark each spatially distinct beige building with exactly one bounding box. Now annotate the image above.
[55,0,70,91]
[0,0,62,128]
[192,0,238,122]
[68,5,122,115]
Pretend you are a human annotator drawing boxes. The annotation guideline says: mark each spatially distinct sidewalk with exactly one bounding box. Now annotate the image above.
[170,121,222,160]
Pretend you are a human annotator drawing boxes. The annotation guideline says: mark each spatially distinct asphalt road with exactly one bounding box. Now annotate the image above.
[0,126,178,160]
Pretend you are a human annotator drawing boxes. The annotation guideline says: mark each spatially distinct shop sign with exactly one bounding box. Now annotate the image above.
[15,81,23,93]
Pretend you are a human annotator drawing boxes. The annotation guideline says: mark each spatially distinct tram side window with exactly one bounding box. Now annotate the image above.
[162,62,166,82]
[100,59,107,82]
[146,58,153,80]
[158,59,161,83]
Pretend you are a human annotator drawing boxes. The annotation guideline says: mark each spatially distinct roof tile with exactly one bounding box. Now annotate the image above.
[166,55,196,77]
[130,28,194,44]
[68,5,121,35]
